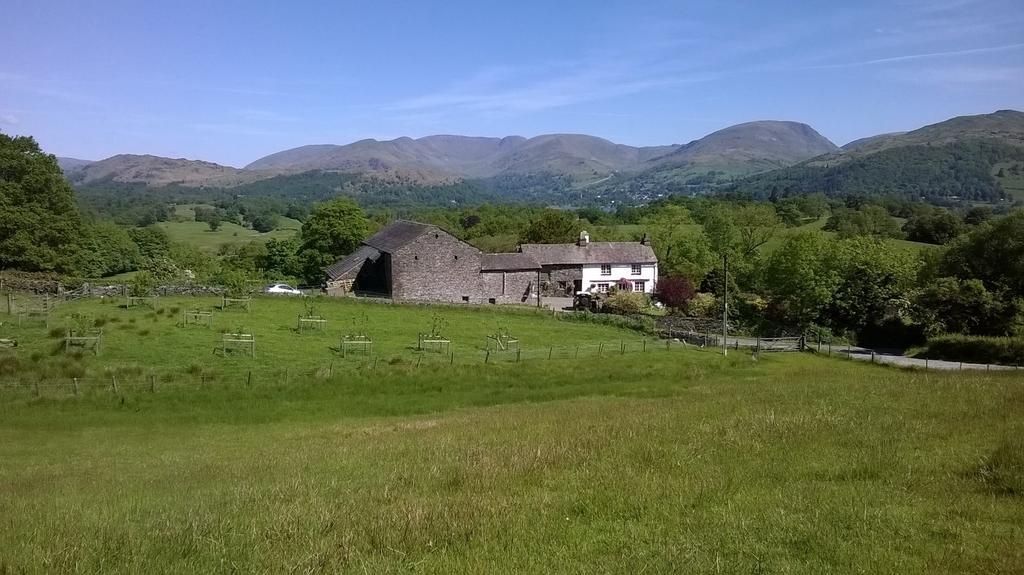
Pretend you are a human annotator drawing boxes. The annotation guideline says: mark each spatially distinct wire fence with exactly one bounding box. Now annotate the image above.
[0,337,709,400]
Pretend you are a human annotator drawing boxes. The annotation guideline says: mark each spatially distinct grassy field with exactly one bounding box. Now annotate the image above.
[1,297,1022,573]
[157,205,301,253]
[994,161,1024,202]
[0,295,651,384]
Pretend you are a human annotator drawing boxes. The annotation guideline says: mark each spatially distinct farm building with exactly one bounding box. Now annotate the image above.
[324,221,657,303]
[520,231,658,297]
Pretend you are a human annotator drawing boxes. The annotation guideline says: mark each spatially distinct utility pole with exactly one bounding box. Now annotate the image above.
[722,254,728,356]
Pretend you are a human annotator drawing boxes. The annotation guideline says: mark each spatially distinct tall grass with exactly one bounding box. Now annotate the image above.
[0,352,1022,573]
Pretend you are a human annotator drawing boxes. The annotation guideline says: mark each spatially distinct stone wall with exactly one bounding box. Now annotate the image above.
[480,270,538,304]
[541,265,582,296]
[390,230,487,303]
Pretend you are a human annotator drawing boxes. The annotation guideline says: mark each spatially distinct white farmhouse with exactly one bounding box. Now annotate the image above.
[519,231,658,297]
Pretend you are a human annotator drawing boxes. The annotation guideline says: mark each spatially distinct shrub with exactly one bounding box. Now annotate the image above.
[602,291,649,315]
[687,293,717,318]
[918,334,1024,365]
[654,276,697,312]
[128,271,156,297]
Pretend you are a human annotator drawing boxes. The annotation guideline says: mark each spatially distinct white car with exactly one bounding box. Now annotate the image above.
[263,283,303,296]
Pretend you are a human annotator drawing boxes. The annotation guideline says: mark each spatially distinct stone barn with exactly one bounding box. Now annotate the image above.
[325,221,657,304]
[325,220,541,304]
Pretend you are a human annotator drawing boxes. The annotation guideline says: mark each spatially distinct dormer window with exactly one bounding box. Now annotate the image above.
[600,264,611,276]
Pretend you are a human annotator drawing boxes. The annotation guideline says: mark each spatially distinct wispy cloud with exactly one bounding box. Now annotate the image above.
[388,58,717,118]
[0,113,18,125]
[890,64,1024,85]
[802,42,1024,70]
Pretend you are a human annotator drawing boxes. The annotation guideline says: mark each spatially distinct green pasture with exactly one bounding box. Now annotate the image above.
[158,205,301,252]
[0,295,648,385]
[0,312,1021,572]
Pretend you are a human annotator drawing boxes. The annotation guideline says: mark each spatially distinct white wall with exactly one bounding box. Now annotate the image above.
[581,263,657,294]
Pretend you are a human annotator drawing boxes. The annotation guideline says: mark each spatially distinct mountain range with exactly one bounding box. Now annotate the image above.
[58,120,839,187]
[59,110,1024,204]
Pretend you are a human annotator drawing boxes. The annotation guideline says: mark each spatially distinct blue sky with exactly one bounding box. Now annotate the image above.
[2,0,1023,166]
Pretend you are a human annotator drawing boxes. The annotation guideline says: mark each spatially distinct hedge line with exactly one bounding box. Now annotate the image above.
[919,334,1024,366]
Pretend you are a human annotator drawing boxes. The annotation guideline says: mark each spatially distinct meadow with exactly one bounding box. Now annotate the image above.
[156,205,301,253]
[0,296,1022,573]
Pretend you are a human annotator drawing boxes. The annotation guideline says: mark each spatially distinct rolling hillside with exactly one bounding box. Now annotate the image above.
[729,111,1024,202]
[66,154,272,188]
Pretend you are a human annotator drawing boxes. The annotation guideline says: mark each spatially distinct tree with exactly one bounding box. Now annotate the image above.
[763,232,840,327]
[72,222,142,277]
[902,207,964,244]
[654,276,696,312]
[702,204,739,255]
[827,236,919,334]
[963,205,994,226]
[644,204,693,262]
[523,209,579,244]
[733,204,780,256]
[207,219,221,232]
[941,210,1024,297]
[0,133,82,272]
[249,211,279,233]
[825,205,903,239]
[913,277,1016,337]
[298,198,369,283]
[128,226,171,263]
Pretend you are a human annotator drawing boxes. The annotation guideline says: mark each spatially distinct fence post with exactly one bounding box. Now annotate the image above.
[620,341,625,355]
[925,358,929,371]
[643,340,647,353]
[575,345,580,359]
[485,350,490,364]
[33,380,40,397]
[598,343,604,356]
[246,370,252,386]
[450,351,454,365]
[516,348,521,363]
[548,347,553,360]
[72,377,79,396]
[149,374,155,393]
[111,376,118,394]
[871,351,876,364]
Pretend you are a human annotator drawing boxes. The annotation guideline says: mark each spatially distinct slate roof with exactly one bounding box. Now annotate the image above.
[325,245,381,280]
[480,253,541,271]
[519,242,657,266]
[362,220,434,253]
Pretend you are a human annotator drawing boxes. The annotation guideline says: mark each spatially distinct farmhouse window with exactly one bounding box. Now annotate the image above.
[596,283,610,293]
[631,264,642,275]
[600,264,611,276]
[633,281,646,292]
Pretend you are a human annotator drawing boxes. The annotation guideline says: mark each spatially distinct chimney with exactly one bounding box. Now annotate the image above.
[578,230,590,246]
[640,234,650,246]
